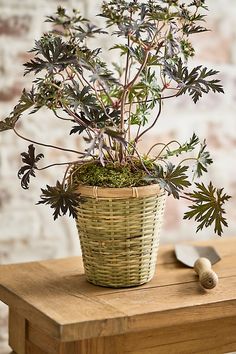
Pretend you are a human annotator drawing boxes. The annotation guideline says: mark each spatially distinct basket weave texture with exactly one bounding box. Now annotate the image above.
[76,184,166,288]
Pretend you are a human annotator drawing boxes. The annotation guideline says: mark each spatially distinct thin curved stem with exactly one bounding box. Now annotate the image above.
[135,100,162,143]
[63,106,95,139]
[94,86,113,121]
[118,50,150,162]
[79,68,95,92]
[146,143,166,156]
[124,93,178,106]
[180,195,195,203]
[13,128,83,156]
[127,99,133,143]
[52,109,74,122]
[127,143,152,176]
[98,82,114,105]
[37,161,79,171]
[177,157,197,167]
[161,93,179,100]
[135,124,142,144]
[62,164,73,188]
[150,140,182,160]
[124,35,131,87]
[75,65,114,105]
[126,50,149,90]
[63,106,87,127]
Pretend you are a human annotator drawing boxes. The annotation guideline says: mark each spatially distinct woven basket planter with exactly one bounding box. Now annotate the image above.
[76,184,166,288]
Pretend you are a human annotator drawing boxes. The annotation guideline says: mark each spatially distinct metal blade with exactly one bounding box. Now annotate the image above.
[175,244,221,268]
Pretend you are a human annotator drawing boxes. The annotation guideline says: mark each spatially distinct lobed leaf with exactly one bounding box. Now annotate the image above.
[37,181,81,220]
[146,163,191,199]
[165,133,199,157]
[18,144,44,189]
[184,182,231,236]
[24,35,77,75]
[193,139,213,177]
[164,59,224,103]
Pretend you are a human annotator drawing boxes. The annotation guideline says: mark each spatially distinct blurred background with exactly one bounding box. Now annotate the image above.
[0,0,236,351]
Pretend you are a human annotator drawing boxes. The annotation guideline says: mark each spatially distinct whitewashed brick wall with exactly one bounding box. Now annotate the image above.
[0,1,236,352]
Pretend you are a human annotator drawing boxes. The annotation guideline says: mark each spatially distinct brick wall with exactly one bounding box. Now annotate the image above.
[0,0,236,351]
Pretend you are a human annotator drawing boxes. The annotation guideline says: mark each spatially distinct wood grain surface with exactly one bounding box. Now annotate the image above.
[25,315,236,354]
[0,238,235,345]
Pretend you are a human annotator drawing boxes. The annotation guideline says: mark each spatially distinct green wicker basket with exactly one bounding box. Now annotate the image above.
[76,184,166,288]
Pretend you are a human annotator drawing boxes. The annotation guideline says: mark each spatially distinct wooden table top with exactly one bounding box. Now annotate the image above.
[0,238,235,342]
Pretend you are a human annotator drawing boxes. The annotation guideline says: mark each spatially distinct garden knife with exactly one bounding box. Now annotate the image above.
[175,244,221,289]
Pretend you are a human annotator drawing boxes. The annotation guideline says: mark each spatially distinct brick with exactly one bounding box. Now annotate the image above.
[0,82,22,102]
[17,51,34,64]
[0,188,11,209]
[0,15,31,36]
[0,210,41,240]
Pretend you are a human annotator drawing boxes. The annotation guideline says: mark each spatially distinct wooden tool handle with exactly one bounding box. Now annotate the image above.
[194,257,218,289]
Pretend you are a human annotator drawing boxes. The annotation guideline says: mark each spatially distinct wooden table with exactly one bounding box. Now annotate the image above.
[0,238,236,354]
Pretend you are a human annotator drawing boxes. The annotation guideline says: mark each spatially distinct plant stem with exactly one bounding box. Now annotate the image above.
[119,89,128,162]
[151,140,182,160]
[78,67,95,91]
[118,34,131,156]
[107,135,115,161]
[37,161,79,171]
[13,128,83,155]
[180,195,195,203]
[146,143,166,156]
[98,82,114,105]
[177,157,197,167]
[63,105,95,135]
[119,49,150,161]
[52,109,74,122]
[135,124,142,144]
[124,35,130,87]
[161,93,179,100]
[124,93,178,106]
[135,99,162,143]
[126,50,149,90]
[94,85,113,120]
[76,65,113,105]
[62,164,72,188]
[127,143,152,176]
[127,99,132,143]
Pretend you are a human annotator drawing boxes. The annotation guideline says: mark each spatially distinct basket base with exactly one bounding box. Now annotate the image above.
[85,273,154,288]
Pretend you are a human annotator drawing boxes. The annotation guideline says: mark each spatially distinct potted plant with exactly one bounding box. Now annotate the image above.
[0,0,230,288]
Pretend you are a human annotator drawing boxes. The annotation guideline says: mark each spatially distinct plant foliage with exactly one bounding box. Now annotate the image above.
[184,183,231,236]
[193,140,213,178]
[37,181,81,220]
[18,144,44,189]
[146,163,191,199]
[0,2,230,235]
[0,89,36,131]
[164,60,224,103]
[164,133,199,157]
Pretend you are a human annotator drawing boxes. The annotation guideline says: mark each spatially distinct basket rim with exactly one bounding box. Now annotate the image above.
[76,183,164,199]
